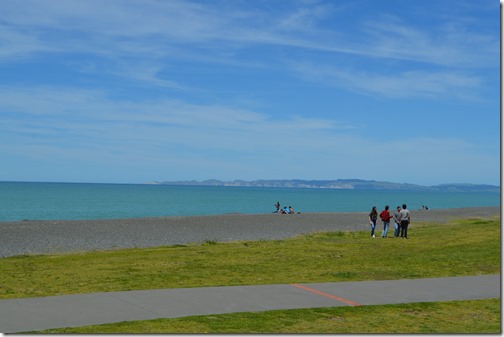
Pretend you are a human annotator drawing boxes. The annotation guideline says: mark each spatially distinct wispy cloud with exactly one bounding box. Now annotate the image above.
[1,0,496,65]
[290,62,482,99]
[0,1,498,184]
[360,16,498,67]
[0,0,495,105]
[1,84,497,184]
[0,85,355,155]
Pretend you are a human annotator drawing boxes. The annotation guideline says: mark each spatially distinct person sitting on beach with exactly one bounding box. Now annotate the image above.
[282,206,290,214]
[289,206,294,214]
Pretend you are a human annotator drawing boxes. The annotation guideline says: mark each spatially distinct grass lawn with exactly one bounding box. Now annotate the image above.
[0,218,499,299]
[0,217,500,333]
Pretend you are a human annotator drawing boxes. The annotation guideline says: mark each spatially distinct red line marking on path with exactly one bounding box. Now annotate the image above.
[290,284,363,307]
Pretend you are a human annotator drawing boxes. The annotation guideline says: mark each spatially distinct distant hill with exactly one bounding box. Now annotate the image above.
[155,179,500,192]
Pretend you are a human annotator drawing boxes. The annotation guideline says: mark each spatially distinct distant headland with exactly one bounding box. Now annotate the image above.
[145,179,499,192]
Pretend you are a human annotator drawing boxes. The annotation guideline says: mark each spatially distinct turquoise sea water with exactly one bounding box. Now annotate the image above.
[0,181,500,221]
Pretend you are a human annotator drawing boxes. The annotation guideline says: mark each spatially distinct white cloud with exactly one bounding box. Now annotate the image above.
[0,86,353,155]
[0,85,498,184]
[0,1,498,185]
[290,62,482,99]
[0,0,496,104]
[0,0,497,67]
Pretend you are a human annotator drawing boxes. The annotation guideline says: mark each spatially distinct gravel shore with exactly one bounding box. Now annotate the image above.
[0,207,499,257]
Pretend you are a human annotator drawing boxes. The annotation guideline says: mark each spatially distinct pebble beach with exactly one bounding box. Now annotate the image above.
[0,207,499,257]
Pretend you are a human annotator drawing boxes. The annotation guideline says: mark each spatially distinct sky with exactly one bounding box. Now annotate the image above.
[0,0,500,186]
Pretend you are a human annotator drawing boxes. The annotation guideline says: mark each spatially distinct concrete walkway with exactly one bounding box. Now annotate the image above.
[0,274,500,333]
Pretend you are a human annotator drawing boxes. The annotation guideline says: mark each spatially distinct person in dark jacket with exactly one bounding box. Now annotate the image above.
[368,206,378,238]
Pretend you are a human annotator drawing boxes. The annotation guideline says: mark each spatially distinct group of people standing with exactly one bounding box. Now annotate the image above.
[368,204,411,239]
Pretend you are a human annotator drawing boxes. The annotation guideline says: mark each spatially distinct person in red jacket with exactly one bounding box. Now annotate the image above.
[379,205,392,238]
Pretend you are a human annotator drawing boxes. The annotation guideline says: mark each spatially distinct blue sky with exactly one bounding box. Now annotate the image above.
[0,0,500,185]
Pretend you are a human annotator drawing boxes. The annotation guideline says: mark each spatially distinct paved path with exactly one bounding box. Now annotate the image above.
[0,274,500,333]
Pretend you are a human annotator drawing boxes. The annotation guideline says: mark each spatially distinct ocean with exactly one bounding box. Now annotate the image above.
[0,181,500,221]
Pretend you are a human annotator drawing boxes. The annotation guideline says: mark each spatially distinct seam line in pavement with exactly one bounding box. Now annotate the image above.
[290,284,363,306]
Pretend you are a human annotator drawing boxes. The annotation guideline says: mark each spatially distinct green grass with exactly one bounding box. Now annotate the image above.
[0,218,500,300]
[37,298,500,334]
